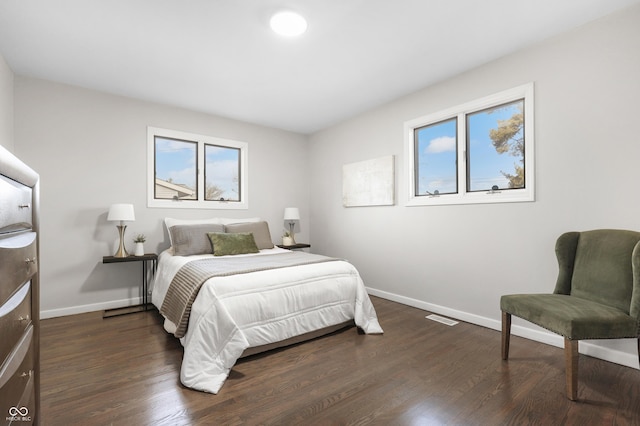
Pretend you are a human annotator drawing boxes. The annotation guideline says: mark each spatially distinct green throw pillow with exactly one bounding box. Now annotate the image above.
[208,232,259,256]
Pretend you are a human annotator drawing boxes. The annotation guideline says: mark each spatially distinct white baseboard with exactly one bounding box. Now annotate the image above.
[40,296,143,319]
[366,287,639,370]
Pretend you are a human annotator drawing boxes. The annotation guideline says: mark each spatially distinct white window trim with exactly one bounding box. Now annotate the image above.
[147,126,248,210]
[404,82,535,207]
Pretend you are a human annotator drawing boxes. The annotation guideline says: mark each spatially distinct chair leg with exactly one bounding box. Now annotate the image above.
[637,338,640,368]
[564,338,578,401]
[501,311,511,360]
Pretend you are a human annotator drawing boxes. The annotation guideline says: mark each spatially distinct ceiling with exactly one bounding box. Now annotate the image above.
[1,0,638,134]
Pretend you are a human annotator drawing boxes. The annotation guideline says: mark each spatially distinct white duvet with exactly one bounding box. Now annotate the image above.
[151,247,383,394]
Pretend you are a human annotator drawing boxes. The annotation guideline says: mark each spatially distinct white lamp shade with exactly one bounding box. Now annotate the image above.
[107,204,135,222]
[283,207,300,221]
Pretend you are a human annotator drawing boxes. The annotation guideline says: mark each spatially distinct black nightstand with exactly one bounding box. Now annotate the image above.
[102,253,158,317]
[277,243,311,250]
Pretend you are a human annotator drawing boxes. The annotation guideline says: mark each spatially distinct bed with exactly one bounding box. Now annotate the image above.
[151,217,383,394]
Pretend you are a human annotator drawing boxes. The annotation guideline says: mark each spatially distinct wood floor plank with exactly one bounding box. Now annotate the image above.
[39,296,640,425]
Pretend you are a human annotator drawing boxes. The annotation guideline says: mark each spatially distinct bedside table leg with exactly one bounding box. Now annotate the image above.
[142,258,157,311]
[142,260,147,310]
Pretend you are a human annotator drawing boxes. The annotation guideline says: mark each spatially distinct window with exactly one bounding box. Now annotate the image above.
[147,127,248,209]
[414,118,458,196]
[204,144,241,202]
[405,83,534,206]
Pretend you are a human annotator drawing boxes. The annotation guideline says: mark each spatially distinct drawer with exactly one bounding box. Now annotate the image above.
[0,326,34,425]
[0,174,33,234]
[0,282,31,366]
[0,232,37,308]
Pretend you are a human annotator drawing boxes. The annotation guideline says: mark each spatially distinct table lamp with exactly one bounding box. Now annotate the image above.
[107,203,135,257]
[283,207,300,245]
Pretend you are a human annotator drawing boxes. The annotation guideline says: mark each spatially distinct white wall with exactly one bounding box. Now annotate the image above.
[0,52,13,151]
[308,5,640,367]
[14,77,309,317]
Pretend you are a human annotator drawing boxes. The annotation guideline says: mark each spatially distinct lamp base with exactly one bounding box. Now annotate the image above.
[288,222,296,244]
[114,225,129,257]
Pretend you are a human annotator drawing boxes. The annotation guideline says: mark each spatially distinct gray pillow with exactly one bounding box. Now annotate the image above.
[224,221,274,250]
[208,232,259,256]
[169,223,225,256]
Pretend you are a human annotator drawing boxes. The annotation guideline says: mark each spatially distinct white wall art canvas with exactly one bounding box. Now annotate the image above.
[342,155,394,207]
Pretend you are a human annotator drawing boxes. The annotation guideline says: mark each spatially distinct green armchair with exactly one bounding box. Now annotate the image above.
[500,229,640,400]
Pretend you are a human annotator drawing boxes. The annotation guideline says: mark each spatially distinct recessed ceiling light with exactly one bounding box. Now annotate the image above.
[270,11,307,37]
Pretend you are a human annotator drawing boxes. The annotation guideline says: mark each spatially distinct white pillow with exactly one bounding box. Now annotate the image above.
[218,217,261,225]
[165,217,220,230]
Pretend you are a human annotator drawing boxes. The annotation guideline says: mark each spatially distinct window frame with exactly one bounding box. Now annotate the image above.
[147,126,248,210]
[404,83,534,207]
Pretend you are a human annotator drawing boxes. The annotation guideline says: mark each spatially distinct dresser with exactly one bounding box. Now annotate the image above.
[0,145,40,426]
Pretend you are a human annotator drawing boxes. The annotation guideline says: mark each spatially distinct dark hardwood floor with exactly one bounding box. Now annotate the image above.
[39,297,640,425]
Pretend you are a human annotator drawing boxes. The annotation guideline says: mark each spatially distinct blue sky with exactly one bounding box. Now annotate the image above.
[416,101,523,195]
[155,137,197,189]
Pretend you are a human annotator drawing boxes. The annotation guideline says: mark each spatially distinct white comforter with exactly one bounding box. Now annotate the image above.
[151,247,383,394]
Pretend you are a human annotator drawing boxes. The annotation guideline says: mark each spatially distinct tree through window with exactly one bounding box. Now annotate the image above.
[467,100,525,192]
